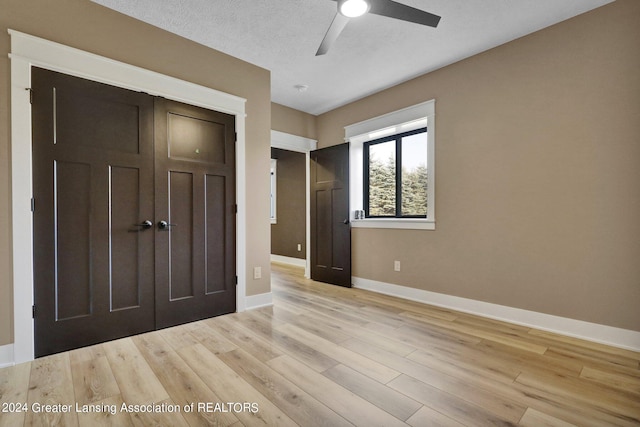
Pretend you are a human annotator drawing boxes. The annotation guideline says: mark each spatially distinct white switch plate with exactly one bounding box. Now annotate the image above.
[254,266,262,279]
[394,261,401,272]
[297,243,302,252]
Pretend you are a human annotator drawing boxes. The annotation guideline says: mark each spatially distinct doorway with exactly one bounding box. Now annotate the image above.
[270,131,316,278]
[31,67,236,357]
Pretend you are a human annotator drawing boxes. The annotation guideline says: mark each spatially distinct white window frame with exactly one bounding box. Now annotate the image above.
[346,100,435,230]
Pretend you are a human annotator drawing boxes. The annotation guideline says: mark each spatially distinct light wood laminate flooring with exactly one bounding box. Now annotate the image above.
[1,263,639,426]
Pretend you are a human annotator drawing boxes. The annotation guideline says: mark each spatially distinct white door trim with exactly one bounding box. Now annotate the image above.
[9,29,248,364]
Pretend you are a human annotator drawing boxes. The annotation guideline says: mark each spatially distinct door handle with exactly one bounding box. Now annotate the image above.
[130,220,153,232]
[343,219,350,224]
[158,220,176,230]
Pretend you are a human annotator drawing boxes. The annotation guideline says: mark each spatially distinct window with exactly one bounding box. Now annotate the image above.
[365,128,428,218]
[346,100,435,230]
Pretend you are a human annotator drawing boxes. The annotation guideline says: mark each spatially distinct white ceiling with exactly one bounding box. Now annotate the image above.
[92,0,613,115]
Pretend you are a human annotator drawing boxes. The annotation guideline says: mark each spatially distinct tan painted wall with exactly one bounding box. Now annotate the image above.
[317,0,640,331]
[0,0,272,345]
[271,102,317,140]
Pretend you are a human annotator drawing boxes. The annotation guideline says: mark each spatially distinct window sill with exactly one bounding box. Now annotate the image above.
[351,219,435,230]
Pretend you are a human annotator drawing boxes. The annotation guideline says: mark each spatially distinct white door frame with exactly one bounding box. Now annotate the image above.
[9,30,248,364]
[270,130,317,278]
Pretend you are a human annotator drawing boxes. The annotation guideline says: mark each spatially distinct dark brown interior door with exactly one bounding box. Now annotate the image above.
[154,98,237,329]
[32,68,237,357]
[310,143,351,287]
[32,67,156,357]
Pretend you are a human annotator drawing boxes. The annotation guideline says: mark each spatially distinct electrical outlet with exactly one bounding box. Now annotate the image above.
[253,266,262,279]
[394,260,401,272]
[297,243,302,252]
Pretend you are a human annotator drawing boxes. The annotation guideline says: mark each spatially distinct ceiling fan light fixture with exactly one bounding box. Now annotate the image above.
[338,0,370,18]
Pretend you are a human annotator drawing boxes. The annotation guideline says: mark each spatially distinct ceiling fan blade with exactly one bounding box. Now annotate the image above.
[368,0,441,27]
[316,12,350,56]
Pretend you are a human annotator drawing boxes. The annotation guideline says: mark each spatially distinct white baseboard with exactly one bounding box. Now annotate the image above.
[0,344,14,368]
[270,254,306,267]
[245,292,273,310]
[352,276,640,352]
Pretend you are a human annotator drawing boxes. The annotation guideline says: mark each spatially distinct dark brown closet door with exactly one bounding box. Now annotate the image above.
[154,98,237,328]
[32,67,156,357]
[32,68,237,357]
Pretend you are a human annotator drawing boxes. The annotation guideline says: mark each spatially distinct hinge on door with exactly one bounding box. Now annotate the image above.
[26,88,33,104]
[234,132,238,142]
[32,305,36,318]
[31,197,35,212]
[234,204,238,214]
[235,275,238,285]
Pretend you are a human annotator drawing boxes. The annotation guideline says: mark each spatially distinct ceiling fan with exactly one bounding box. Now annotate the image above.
[316,0,441,56]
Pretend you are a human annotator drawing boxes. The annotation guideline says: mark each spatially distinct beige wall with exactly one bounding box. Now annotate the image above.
[272,102,317,140]
[0,0,272,346]
[317,0,640,331]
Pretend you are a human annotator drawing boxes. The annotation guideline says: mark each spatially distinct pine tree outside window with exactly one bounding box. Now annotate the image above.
[364,128,427,218]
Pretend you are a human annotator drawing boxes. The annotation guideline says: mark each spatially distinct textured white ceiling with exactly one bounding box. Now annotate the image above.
[92,0,613,115]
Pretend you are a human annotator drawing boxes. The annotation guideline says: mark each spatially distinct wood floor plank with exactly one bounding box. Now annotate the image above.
[275,291,370,327]
[268,354,407,427]
[25,352,79,427]
[127,399,190,427]
[529,329,640,363]
[275,322,401,384]
[71,356,121,405]
[518,408,578,427]
[405,406,466,427]
[158,323,202,351]
[580,365,640,395]
[188,321,239,355]
[515,371,640,424]
[391,322,483,352]
[345,337,527,424]
[230,311,339,372]
[209,314,286,363]
[74,395,133,427]
[407,346,522,385]
[473,340,584,378]
[323,364,422,421]
[400,312,548,354]
[351,289,459,321]
[511,378,639,427]
[178,343,298,426]
[217,348,353,427]
[102,337,169,405]
[451,311,532,335]
[255,306,353,344]
[68,344,107,365]
[544,345,640,371]
[132,332,239,427]
[0,362,31,427]
[276,297,418,356]
[388,374,518,427]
